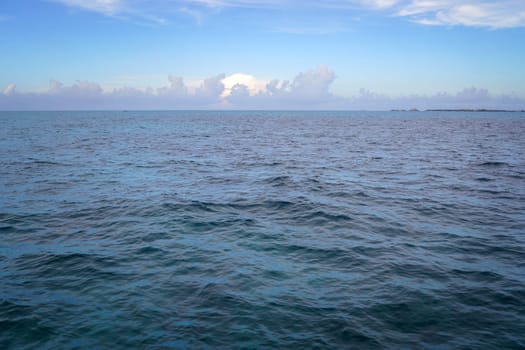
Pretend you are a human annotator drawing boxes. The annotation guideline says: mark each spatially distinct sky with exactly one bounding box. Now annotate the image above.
[1,0,525,110]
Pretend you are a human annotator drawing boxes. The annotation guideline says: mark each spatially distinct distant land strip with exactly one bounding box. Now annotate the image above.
[391,109,525,112]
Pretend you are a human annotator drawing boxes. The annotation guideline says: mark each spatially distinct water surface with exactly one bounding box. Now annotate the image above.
[1,111,524,349]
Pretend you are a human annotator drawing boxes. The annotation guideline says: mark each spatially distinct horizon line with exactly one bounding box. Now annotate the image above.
[2,109,525,113]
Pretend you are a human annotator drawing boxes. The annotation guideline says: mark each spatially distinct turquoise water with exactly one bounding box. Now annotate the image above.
[1,111,524,349]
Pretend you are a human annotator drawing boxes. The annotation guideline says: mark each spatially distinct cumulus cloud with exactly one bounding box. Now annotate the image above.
[221,73,267,98]
[226,65,339,109]
[289,65,335,99]
[0,74,225,110]
[157,75,188,96]
[54,80,104,97]
[196,74,226,100]
[1,68,524,110]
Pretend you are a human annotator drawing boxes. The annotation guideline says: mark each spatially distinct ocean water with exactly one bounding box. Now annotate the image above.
[1,110,524,349]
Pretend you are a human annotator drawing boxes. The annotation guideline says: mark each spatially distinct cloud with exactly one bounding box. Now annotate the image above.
[0,74,225,110]
[53,0,123,16]
[157,75,188,97]
[52,0,168,24]
[395,0,525,29]
[50,0,525,28]
[226,65,339,109]
[221,73,268,98]
[289,65,336,99]
[349,87,525,110]
[196,74,226,100]
[3,83,16,96]
[52,80,104,97]
[357,0,399,9]
[1,68,524,110]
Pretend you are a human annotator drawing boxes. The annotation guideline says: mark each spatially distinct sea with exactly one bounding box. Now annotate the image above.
[1,110,524,349]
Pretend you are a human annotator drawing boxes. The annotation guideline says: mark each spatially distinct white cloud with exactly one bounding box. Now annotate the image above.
[357,0,399,9]
[50,0,525,28]
[52,0,167,24]
[221,73,267,98]
[396,0,444,16]
[290,65,335,99]
[186,0,283,9]
[226,65,339,109]
[395,0,525,29]
[54,0,123,16]
[177,6,204,25]
[3,83,16,96]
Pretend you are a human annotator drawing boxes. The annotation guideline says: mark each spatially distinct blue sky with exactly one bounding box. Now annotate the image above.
[1,0,525,109]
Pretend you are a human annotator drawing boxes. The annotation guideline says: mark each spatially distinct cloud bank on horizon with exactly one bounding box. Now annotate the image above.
[53,0,525,29]
[2,66,524,110]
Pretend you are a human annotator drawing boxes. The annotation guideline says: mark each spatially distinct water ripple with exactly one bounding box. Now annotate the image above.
[1,111,525,349]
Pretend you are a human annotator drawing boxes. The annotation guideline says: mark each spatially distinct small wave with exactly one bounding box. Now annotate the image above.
[2,110,525,349]
[475,177,494,182]
[0,225,16,233]
[477,161,509,167]
[261,175,292,186]
[299,210,353,223]
[261,200,297,210]
[26,158,69,166]
[135,246,165,255]
[14,252,120,280]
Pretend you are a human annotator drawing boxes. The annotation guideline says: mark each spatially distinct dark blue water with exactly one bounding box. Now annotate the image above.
[1,111,525,349]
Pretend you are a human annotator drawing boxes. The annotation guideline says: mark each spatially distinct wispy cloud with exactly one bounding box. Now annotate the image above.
[50,0,525,28]
[357,0,399,9]
[395,0,525,29]
[2,83,16,96]
[53,0,123,16]
[52,0,168,24]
